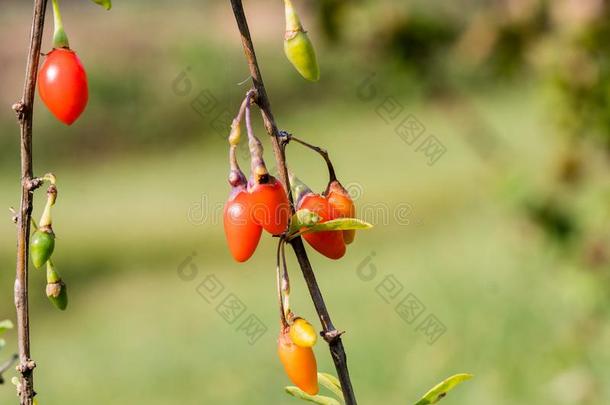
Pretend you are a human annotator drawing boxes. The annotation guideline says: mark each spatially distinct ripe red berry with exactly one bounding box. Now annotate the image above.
[249,176,291,235]
[298,193,346,260]
[38,48,88,125]
[224,186,262,262]
[326,180,356,244]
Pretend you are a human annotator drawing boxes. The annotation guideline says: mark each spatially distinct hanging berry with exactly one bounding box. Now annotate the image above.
[325,180,356,244]
[278,328,319,395]
[224,119,262,262]
[297,192,346,259]
[30,228,55,269]
[46,261,68,311]
[38,0,88,125]
[244,94,291,235]
[283,0,320,82]
[30,180,57,268]
[249,175,291,235]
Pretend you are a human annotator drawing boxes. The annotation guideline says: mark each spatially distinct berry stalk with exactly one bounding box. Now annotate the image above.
[51,0,69,48]
[244,91,269,183]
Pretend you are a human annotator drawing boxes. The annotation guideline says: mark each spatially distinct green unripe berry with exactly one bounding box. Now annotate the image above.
[284,31,320,82]
[46,281,68,311]
[283,0,319,82]
[30,228,55,268]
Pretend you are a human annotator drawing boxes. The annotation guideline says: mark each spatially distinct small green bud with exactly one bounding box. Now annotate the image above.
[284,0,320,82]
[46,281,68,311]
[30,228,55,268]
[289,173,313,207]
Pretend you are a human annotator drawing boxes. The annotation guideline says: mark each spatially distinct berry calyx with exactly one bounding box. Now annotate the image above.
[278,328,319,395]
[51,0,69,49]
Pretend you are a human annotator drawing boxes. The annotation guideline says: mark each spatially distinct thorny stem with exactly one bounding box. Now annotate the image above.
[12,0,48,403]
[229,1,358,403]
[281,132,337,182]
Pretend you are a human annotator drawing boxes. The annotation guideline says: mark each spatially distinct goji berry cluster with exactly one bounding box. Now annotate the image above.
[222,88,371,395]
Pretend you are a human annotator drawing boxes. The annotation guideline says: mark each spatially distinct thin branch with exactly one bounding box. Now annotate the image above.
[281,132,337,182]
[228,1,358,403]
[0,354,19,383]
[13,0,48,403]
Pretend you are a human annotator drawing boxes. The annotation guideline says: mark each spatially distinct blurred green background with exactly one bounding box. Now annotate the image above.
[1,0,609,404]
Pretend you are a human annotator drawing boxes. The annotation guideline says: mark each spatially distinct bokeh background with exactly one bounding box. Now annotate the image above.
[1,0,609,403]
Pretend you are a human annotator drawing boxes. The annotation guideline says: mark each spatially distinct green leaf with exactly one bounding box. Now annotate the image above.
[0,338,5,350]
[302,218,373,235]
[0,320,13,335]
[289,209,321,233]
[91,0,112,10]
[318,373,344,402]
[414,374,473,405]
[285,387,342,405]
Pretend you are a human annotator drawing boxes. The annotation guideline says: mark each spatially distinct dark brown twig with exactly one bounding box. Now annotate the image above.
[13,0,48,403]
[228,1,357,403]
[281,132,337,182]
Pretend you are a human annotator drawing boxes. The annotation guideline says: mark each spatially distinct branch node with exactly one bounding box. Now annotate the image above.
[278,130,291,146]
[16,360,36,374]
[322,329,345,343]
[12,101,26,121]
[9,207,18,224]
[26,177,44,192]
[248,88,259,105]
